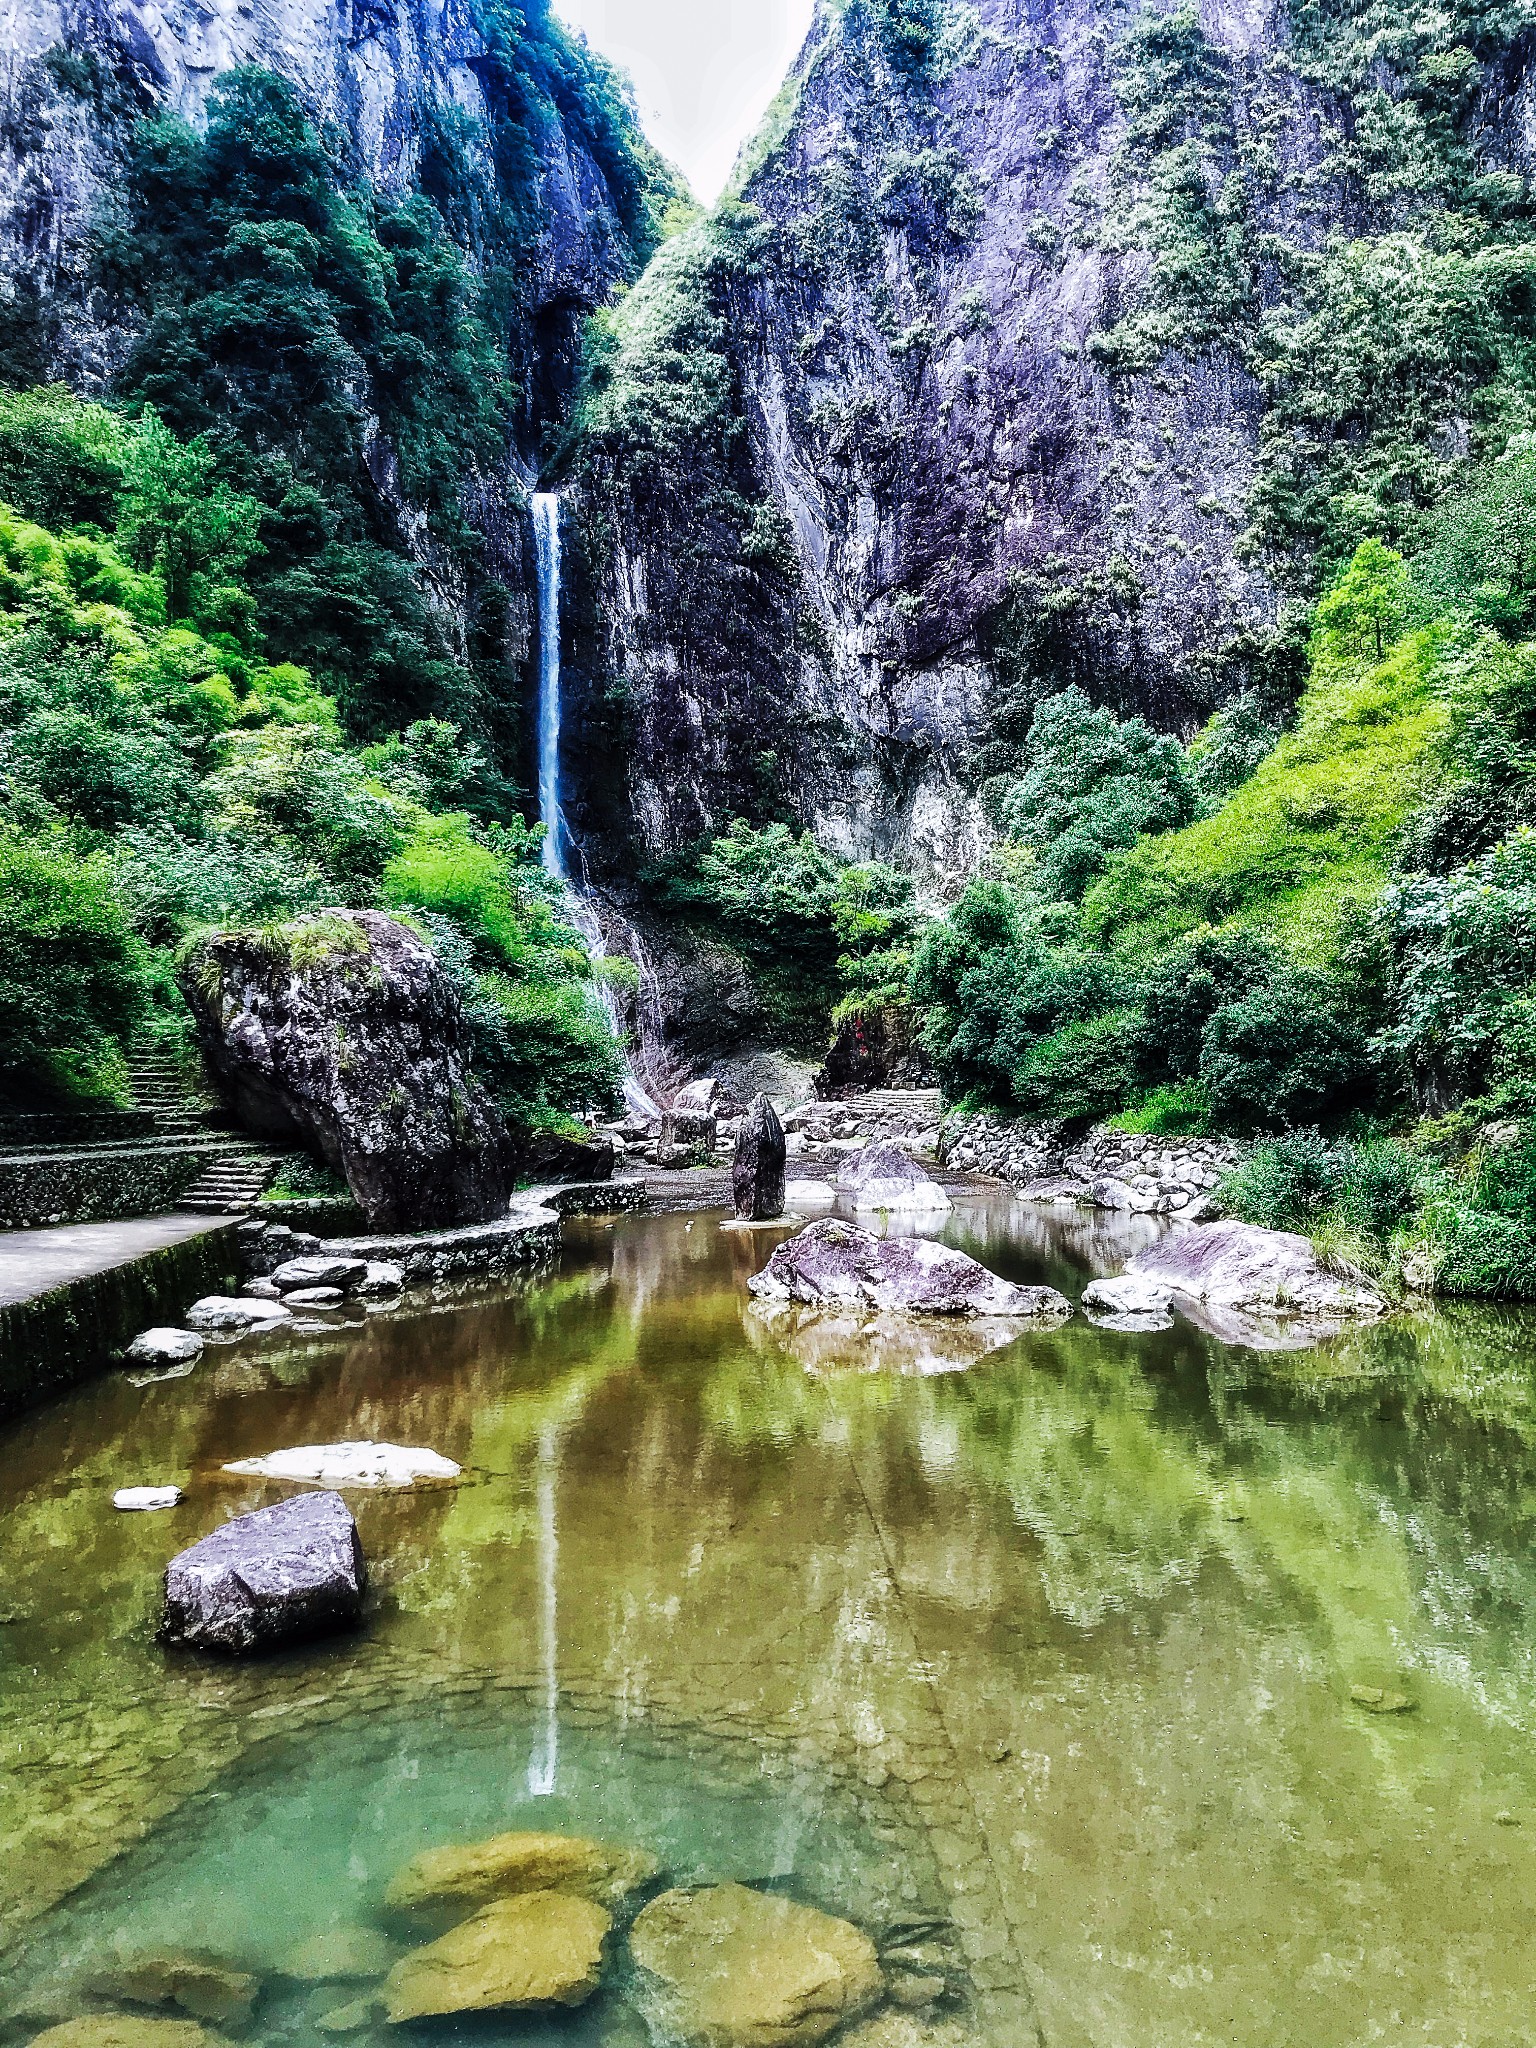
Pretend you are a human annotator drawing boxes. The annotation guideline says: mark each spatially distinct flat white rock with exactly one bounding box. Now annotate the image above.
[223,1441,462,1488]
[186,1295,294,1332]
[784,1178,837,1205]
[114,1485,183,1511]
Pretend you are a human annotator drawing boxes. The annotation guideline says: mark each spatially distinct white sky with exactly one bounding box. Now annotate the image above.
[554,0,818,203]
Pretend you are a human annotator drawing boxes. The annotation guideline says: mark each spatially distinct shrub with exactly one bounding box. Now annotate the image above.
[992,685,1197,900]
[1012,1010,1143,1122]
[0,831,147,1098]
[1108,1082,1212,1135]
[1198,968,1369,1130]
[1137,928,1282,1083]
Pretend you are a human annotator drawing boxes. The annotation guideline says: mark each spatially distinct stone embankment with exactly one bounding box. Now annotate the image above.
[939,1114,1241,1217]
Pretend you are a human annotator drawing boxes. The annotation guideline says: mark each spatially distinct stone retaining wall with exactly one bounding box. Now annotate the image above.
[0,1147,207,1230]
[0,1224,240,1421]
[940,1113,1242,1216]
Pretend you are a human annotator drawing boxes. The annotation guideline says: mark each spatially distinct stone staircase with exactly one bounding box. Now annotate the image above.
[0,1050,288,1229]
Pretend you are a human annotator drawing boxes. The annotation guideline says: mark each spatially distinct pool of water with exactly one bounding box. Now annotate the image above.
[7,1192,1536,2045]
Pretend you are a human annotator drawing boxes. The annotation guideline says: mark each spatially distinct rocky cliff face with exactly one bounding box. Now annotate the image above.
[571,0,1536,888]
[0,0,649,429]
[0,0,675,781]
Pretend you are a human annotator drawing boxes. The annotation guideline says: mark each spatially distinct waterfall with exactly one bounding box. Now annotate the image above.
[532,491,566,880]
[530,491,660,1120]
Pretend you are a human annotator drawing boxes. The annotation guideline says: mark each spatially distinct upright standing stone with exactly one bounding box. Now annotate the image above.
[732,1093,786,1220]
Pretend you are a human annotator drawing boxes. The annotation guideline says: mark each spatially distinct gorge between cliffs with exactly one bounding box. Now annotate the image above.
[10,0,1536,2043]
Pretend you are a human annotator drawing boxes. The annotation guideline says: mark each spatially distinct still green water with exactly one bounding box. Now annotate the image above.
[5,1193,1536,2045]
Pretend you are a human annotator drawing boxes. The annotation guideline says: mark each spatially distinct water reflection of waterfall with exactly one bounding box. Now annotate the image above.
[530,491,659,1118]
[527,1422,560,1797]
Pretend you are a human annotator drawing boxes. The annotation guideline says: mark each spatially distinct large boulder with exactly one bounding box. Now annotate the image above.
[1125,1220,1390,1346]
[160,1491,366,1652]
[733,1093,787,1220]
[386,1831,655,1923]
[509,1126,616,1184]
[750,1219,1071,1321]
[180,910,513,1230]
[629,1883,882,2048]
[382,1892,609,2022]
[835,1142,951,1216]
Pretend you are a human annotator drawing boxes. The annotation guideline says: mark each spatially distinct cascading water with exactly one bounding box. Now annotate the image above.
[532,491,567,880]
[531,491,659,1119]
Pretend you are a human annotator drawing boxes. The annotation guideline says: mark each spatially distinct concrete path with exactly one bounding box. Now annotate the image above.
[0,1213,229,1309]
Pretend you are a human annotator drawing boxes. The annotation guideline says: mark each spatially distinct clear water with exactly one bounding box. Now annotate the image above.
[7,1195,1536,2044]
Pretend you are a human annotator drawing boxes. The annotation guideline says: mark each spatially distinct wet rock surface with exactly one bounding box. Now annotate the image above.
[221,1442,460,1489]
[733,1094,787,1221]
[629,1881,883,2048]
[385,1829,658,1920]
[181,911,514,1231]
[750,1220,1071,1322]
[160,1491,366,1652]
[382,1891,610,2020]
[184,1296,291,1335]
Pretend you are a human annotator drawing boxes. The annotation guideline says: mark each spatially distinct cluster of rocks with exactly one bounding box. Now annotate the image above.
[605,1084,946,1178]
[940,1114,1239,1218]
[785,1090,944,1160]
[24,1828,974,2047]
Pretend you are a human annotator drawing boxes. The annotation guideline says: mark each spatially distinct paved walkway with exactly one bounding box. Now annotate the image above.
[0,1213,229,1309]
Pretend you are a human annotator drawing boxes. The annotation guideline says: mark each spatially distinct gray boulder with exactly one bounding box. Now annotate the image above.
[1125,1220,1389,1345]
[180,910,513,1231]
[271,1255,369,1294]
[508,1126,616,1184]
[750,1218,1072,1320]
[1080,1273,1175,1333]
[836,1140,952,1215]
[732,1093,786,1220]
[161,1490,366,1652]
[660,1106,717,1153]
[673,1078,719,1114]
[124,1328,204,1368]
[185,1295,293,1334]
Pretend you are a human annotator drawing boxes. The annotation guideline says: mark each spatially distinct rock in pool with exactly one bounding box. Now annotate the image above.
[160,1490,366,1652]
[357,1260,405,1297]
[1080,1274,1175,1332]
[386,1828,657,1920]
[280,1925,398,1983]
[114,1486,182,1512]
[223,1442,460,1489]
[28,2022,218,2048]
[270,1256,368,1295]
[382,1892,609,2022]
[1124,1220,1389,1345]
[784,1179,836,1207]
[750,1219,1071,1322]
[84,1950,257,2024]
[835,1141,952,1215]
[733,1092,787,1220]
[184,1296,292,1334]
[123,1329,203,1369]
[282,1286,345,1309]
[629,1882,882,2048]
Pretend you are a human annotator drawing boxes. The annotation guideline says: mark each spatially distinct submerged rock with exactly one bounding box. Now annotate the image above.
[1125,1220,1389,1346]
[629,1882,882,2048]
[180,910,514,1230]
[382,1892,609,2021]
[835,1141,952,1215]
[29,2023,217,2048]
[750,1220,1072,1321]
[161,1490,366,1652]
[386,1829,657,1920]
[733,1093,787,1221]
[280,1926,397,1983]
[223,1442,460,1489]
[838,2016,980,2048]
[123,1329,204,1369]
[84,1952,256,2025]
